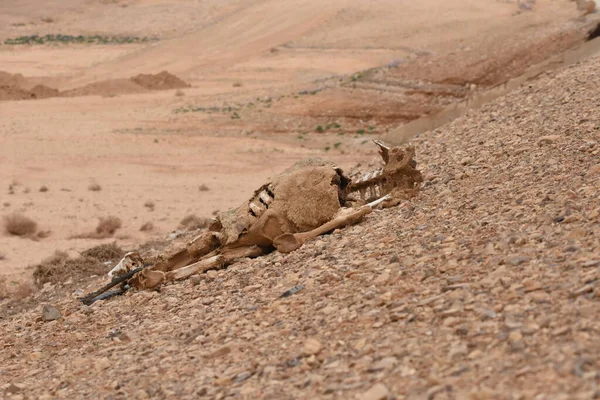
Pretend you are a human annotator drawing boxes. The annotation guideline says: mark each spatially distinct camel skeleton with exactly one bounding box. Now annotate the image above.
[81,139,422,303]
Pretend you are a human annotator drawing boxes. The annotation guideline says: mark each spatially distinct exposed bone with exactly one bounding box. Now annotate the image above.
[107,252,144,279]
[82,141,422,299]
[166,255,223,281]
[273,195,391,253]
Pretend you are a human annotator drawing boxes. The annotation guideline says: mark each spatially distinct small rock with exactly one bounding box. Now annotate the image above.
[209,345,232,359]
[201,297,215,306]
[214,376,232,386]
[189,275,202,285]
[374,272,390,285]
[243,284,262,292]
[301,338,322,356]
[42,305,61,321]
[537,135,561,145]
[95,357,111,371]
[567,228,587,240]
[233,371,253,383]
[562,214,579,223]
[279,285,304,298]
[448,342,468,359]
[360,383,389,400]
[587,164,600,176]
[4,384,22,394]
[505,256,529,266]
[460,157,473,166]
[368,357,397,372]
[508,330,525,351]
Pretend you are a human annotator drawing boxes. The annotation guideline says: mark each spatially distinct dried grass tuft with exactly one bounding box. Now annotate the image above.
[96,216,122,236]
[179,214,209,231]
[71,216,122,239]
[32,243,124,287]
[140,222,154,232]
[4,213,37,236]
[88,182,102,192]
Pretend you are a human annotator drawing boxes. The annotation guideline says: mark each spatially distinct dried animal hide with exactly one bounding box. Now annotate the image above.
[95,140,422,294]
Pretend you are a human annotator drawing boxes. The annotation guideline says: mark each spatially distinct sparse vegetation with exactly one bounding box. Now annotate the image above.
[231,112,241,119]
[96,216,122,236]
[140,222,154,232]
[32,243,124,287]
[175,89,185,97]
[80,242,123,260]
[4,213,37,236]
[88,182,102,192]
[324,146,331,152]
[144,200,155,210]
[4,34,157,46]
[39,185,49,192]
[179,214,209,231]
[233,82,243,87]
[316,125,325,133]
[334,142,342,149]
[37,230,52,239]
[199,184,210,192]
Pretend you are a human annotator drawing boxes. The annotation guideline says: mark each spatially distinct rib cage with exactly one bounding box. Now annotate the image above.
[248,184,275,217]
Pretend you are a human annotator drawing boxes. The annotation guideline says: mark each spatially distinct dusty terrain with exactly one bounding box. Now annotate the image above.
[1,0,600,399]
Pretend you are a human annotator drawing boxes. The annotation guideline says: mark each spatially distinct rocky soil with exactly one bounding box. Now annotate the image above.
[1,53,600,400]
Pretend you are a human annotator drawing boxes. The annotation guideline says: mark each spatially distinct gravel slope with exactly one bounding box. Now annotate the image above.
[1,55,599,400]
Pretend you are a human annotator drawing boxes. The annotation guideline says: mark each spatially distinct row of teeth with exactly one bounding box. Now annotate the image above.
[249,185,275,217]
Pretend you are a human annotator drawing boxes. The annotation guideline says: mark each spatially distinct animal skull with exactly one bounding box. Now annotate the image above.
[107,251,144,279]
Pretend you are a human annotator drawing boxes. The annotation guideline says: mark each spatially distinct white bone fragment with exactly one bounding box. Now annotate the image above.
[108,252,144,279]
[249,202,264,215]
[259,191,273,205]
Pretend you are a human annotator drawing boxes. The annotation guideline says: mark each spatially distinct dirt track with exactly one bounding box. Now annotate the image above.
[1,0,600,398]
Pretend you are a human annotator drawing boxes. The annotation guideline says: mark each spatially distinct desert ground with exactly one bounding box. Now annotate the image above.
[1,0,600,399]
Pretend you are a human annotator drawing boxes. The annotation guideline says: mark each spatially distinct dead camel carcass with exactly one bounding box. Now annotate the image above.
[81,140,422,303]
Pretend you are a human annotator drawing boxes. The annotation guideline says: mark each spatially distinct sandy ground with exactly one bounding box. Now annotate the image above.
[0,0,600,398]
[1,34,599,400]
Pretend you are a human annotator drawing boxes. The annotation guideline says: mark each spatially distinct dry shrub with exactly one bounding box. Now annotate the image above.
[0,252,5,260]
[144,200,155,209]
[37,230,51,239]
[175,89,185,97]
[71,216,122,239]
[4,213,37,236]
[140,222,154,231]
[88,182,102,192]
[179,214,209,231]
[233,82,243,87]
[80,242,124,261]
[39,185,49,192]
[96,216,122,236]
[199,184,210,192]
[32,243,124,287]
